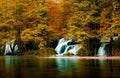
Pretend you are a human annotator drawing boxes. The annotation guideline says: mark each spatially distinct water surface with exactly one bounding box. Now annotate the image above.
[0,56,120,78]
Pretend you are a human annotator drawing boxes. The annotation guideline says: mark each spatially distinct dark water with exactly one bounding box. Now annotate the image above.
[0,56,120,78]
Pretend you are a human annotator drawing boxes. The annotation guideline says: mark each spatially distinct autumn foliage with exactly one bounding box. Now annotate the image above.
[0,0,120,55]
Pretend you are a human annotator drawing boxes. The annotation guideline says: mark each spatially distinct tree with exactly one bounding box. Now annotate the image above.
[65,0,98,41]
[46,0,68,42]
[0,0,47,54]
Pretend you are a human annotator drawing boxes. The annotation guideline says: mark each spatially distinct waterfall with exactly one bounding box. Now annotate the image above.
[11,39,18,53]
[4,43,12,55]
[4,39,18,55]
[97,36,115,56]
[97,43,107,56]
[55,38,81,56]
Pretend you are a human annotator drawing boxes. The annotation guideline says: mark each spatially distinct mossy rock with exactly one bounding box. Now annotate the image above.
[36,48,56,56]
[63,52,74,56]
[77,47,89,56]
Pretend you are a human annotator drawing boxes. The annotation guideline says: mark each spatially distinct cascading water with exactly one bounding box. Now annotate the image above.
[97,43,107,56]
[4,39,18,55]
[4,43,12,55]
[55,38,81,56]
[11,39,18,53]
[97,36,114,56]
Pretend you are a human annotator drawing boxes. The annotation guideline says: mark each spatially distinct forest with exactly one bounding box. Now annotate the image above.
[0,0,120,56]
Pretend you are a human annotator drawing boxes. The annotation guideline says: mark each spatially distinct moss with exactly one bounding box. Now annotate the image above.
[112,38,120,56]
[77,47,90,56]
[23,47,56,56]
[63,52,74,56]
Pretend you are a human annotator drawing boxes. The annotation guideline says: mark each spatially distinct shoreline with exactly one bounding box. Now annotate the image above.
[0,55,120,59]
[43,56,120,59]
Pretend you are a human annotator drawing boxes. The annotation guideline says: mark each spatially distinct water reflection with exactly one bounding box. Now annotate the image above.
[5,56,11,69]
[56,58,77,72]
[55,57,120,78]
[55,58,78,77]
[0,56,120,78]
[0,56,20,78]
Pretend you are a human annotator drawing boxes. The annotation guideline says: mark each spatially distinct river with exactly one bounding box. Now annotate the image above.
[0,56,120,78]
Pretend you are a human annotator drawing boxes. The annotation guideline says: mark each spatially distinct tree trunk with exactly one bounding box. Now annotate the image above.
[16,25,22,55]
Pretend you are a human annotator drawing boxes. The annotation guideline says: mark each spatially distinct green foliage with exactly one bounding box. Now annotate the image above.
[77,47,90,56]
[65,0,97,42]
[33,47,56,56]
[63,52,74,56]
[21,24,47,43]
[0,0,47,53]
[21,24,48,53]
[112,38,120,56]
